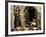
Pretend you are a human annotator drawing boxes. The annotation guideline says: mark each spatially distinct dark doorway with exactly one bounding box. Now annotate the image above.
[24,6,37,22]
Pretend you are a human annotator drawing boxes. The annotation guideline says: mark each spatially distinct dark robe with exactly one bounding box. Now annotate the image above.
[14,14,21,28]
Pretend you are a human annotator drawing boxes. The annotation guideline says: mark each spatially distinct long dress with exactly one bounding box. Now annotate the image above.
[14,14,21,28]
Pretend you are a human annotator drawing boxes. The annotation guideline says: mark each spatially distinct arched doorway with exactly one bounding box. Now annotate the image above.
[24,6,38,30]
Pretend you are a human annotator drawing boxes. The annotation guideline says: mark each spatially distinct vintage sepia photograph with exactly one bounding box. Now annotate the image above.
[11,6,41,31]
[7,1,45,35]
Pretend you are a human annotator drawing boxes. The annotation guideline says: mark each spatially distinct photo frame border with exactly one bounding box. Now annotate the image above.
[5,1,45,36]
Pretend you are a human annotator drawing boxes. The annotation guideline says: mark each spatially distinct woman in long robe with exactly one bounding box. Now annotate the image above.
[14,7,21,28]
